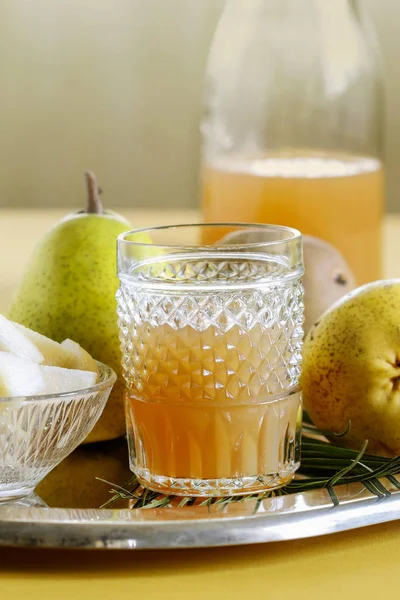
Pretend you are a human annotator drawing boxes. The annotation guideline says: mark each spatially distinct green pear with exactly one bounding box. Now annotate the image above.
[302,279,400,457]
[8,172,147,443]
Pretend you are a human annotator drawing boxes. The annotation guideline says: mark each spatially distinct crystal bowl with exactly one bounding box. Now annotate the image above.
[0,362,116,501]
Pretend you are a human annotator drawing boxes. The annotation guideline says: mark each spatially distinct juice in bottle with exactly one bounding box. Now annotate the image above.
[202,152,384,285]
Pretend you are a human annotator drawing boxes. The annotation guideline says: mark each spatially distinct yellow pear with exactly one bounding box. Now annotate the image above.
[36,439,131,509]
[302,236,356,333]
[302,279,400,457]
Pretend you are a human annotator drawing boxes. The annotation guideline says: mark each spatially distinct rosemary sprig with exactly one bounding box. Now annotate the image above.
[99,430,400,510]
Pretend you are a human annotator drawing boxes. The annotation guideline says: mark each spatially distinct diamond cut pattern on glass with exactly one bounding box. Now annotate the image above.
[117,279,303,402]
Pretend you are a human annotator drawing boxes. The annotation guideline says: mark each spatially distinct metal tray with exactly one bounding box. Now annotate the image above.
[1,474,400,550]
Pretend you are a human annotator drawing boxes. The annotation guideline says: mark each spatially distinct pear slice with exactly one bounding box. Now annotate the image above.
[0,351,45,396]
[38,365,97,395]
[13,322,72,367]
[61,339,99,373]
[0,315,44,364]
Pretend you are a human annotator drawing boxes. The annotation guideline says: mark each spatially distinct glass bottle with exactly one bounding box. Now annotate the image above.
[201,0,384,284]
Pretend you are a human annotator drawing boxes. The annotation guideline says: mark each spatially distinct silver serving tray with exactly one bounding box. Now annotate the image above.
[1,475,400,550]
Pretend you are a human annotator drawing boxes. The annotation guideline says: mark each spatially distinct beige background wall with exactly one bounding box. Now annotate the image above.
[0,0,398,212]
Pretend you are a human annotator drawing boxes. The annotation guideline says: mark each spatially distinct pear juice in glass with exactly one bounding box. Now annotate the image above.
[117,224,304,496]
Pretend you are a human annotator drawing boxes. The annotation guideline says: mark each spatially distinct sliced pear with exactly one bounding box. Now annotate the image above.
[61,339,99,373]
[38,365,97,395]
[13,322,72,367]
[0,315,44,364]
[0,351,45,396]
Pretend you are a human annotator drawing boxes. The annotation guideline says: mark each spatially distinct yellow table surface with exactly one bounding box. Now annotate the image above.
[1,209,400,600]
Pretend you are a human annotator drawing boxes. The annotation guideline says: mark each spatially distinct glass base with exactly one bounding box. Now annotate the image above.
[134,465,298,497]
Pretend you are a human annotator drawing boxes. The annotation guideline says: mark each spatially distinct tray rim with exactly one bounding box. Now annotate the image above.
[1,475,399,550]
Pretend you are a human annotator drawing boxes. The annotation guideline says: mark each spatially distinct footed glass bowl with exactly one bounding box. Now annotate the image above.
[0,362,116,501]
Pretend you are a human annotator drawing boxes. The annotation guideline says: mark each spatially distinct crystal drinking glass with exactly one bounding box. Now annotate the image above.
[117,224,304,497]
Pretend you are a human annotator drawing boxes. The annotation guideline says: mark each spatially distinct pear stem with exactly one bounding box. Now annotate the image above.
[85,171,103,214]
